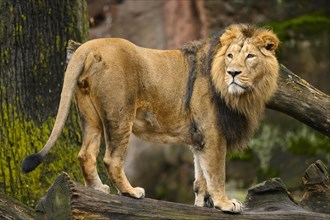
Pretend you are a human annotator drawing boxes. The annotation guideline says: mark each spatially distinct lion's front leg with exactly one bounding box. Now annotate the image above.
[198,143,243,213]
[193,154,213,208]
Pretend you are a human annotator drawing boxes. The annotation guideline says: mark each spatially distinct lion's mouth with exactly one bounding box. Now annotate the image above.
[230,82,247,89]
[228,81,247,94]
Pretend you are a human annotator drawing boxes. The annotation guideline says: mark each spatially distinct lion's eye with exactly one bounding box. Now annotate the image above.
[227,53,233,59]
[247,54,255,59]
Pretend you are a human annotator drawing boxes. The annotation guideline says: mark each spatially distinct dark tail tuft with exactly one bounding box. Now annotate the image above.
[22,153,44,173]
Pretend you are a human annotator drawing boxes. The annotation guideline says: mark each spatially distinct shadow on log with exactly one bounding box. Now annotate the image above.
[34,160,329,220]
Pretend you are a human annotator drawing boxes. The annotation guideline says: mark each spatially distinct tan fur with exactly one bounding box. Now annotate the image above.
[26,24,279,213]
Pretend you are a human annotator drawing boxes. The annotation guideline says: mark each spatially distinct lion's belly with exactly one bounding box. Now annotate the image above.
[132,109,190,144]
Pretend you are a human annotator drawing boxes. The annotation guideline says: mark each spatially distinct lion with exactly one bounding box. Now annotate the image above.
[22,24,279,213]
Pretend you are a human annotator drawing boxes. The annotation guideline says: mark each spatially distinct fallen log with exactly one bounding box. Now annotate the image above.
[35,161,330,220]
[299,160,330,214]
[0,193,34,220]
[67,41,330,137]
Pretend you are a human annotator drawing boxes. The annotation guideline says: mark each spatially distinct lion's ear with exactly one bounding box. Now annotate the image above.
[220,25,242,46]
[258,31,279,53]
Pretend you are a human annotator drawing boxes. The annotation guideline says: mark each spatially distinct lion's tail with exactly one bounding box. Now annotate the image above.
[22,47,89,174]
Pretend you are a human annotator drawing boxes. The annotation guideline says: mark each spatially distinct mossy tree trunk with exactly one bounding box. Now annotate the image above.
[0,0,88,207]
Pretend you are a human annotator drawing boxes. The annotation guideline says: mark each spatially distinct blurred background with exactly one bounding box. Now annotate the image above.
[0,0,329,208]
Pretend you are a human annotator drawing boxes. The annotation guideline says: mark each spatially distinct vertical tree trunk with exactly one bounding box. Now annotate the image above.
[0,0,88,207]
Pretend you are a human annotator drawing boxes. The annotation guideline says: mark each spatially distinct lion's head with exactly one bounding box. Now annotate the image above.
[211,24,279,116]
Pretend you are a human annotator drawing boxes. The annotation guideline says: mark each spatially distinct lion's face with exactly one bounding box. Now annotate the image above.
[212,24,279,100]
[224,41,268,95]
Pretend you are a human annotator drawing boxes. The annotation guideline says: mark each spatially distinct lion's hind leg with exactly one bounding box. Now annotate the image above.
[78,124,110,193]
[76,92,110,194]
[103,117,145,199]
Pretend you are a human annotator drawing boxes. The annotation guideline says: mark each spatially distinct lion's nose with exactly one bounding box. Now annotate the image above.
[227,70,241,78]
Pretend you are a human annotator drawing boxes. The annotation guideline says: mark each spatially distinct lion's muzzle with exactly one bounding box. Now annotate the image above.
[227,70,241,78]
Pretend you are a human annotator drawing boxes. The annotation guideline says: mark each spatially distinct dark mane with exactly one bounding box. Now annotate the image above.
[181,40,204,109]
[181,30,224,110]
[210,85,249,151]
[181,31,251,151]
[205,31,224,75]
[240,24,256,38]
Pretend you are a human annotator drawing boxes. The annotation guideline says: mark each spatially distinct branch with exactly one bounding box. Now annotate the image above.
[267,65,330,136]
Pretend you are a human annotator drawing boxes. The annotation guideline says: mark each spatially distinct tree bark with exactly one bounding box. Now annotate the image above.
[0,0,88,207]
[299,160,330,214]
[0,193,34,220]
[35,161,330,219]
[267,65,330,136]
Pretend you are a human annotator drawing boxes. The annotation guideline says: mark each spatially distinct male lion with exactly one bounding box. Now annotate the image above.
[22,24,279,213]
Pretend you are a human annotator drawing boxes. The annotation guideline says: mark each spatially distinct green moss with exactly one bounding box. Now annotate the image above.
[262,13,330,40]
[0,0,90,208]
[9,5,13,13]
[15,24,23,33]
[39,52,44,61]
[0,102,84,207]
[0,20,4,40]
[55,35,62,52]
[21,14,27,21]
[1,49,10,64]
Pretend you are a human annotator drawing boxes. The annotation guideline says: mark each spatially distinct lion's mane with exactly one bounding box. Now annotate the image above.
[182,24,279,151]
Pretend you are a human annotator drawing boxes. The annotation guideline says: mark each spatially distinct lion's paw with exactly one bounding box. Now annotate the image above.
[214,198,244,213]
[131,187,145,199]
[94,184,110,194]
[120,187,145,199]
[194,194,205,207]
[194,193,214,208]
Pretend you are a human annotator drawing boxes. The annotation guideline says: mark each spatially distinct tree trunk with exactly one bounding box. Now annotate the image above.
[268,65,330,136]
[0,0,88,207]
[35,161,329,220]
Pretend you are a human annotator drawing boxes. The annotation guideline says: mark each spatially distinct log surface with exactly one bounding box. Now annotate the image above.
[0,193,34,220]
[299,160,330,214]
[35,161,330,220]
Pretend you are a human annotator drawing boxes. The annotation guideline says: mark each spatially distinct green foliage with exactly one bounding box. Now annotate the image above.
[286,126,330,161]
[250,125,285,169]
[257,167,280,180]
[247,123,329,182]
[263,13,330,40]
[228,148,254,161]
